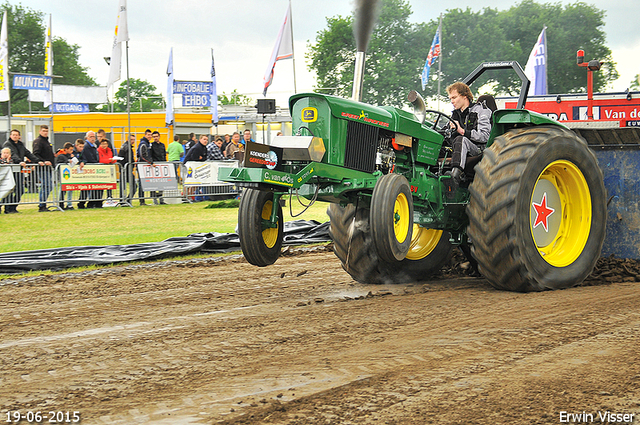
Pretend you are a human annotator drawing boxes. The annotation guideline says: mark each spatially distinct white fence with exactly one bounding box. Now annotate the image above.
[0,161,239,212]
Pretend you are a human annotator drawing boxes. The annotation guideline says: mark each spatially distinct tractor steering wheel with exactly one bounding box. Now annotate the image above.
[425,109,454,141]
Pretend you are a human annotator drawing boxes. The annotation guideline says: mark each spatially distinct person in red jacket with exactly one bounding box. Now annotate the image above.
[98,139,116,164]
[93,139,116,208]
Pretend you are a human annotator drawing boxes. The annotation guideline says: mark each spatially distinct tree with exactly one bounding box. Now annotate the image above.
[111,78,164,112]
[497,0,617,94]
[308,0,430,107]
[435,7,517,95]
[0,2,97,114]
[219,89,253,106]
[308,0,618,105]
[631,75,639,91]
[52,38,96,87]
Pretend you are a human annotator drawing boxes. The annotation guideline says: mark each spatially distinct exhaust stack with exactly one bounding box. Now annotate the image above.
[351,0,381,102]
[407,90,427,124]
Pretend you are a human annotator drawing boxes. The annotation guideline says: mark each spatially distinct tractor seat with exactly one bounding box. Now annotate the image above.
[477,94,497,113]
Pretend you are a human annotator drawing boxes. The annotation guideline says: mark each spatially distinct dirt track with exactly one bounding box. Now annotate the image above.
[1,248,639,424]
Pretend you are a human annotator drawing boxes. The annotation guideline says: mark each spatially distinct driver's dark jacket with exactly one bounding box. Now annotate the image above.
[451,102,492,148]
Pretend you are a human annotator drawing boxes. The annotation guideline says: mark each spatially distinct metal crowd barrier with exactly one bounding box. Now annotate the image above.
[0,161,239,212]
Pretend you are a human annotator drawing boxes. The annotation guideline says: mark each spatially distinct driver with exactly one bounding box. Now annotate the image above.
[444,82,492,197]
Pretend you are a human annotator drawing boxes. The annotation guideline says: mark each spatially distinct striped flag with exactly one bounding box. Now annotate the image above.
[262,2,293,96]
[421,20,441,90]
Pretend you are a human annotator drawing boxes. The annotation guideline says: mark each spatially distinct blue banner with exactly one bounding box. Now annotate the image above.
[182,94,211,107]
[173,81,212,95]
[50,103,90,113]
[12,74,52,90]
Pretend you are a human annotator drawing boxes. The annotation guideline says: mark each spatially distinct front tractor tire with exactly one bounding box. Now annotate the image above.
[370,173,414,262]
[238,189,284,267]
[328,203,452,284]
[467,126,606,292]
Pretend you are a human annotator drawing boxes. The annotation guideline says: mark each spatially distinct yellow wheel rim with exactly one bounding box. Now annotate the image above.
[261,200,279,249]
[406,225,443,260]
[530,160,591,267]
[394,192,411,243]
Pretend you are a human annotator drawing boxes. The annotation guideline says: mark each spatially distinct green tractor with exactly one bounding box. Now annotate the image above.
[220,61,606,292]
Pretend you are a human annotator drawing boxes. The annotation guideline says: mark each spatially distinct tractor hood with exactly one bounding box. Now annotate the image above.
[289,93,435,141]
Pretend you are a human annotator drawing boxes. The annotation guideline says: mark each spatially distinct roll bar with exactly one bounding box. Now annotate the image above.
[462,61,530,109]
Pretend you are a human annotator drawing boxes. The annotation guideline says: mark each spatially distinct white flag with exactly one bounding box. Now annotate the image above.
[107,0,129,92]
[211,49,218,126]
[0,11,9,102]
[524,27,547,96]
[262,2,293,96]
[165,48,174,127]
[44,14,53,107]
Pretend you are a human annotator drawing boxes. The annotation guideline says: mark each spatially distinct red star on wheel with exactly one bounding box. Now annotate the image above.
[533,192,555,232]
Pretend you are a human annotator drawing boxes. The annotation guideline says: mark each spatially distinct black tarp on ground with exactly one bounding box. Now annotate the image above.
[0,220,330,274]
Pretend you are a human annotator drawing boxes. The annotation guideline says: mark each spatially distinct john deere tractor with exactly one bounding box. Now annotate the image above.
[219,61,606,292]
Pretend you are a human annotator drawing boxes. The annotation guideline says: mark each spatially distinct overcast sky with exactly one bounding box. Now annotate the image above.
[15,0,640,108]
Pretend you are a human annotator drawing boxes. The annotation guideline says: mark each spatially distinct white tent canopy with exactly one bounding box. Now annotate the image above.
[28,85,108,104]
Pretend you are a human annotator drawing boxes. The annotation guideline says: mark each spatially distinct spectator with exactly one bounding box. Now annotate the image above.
[98,139,117,164]
[150,131,167,205]
[207,137,225,161]
[167,135,184,162]
[184,132,197,154]
[0,147,12,164]
[184,134,209,162]
[73,139,85,164]
[32,125,54,212]
[0,148,13,213]
[242,129,254,147]
[55,142,75,210]
[137,130,153,164]
[96,129,116,153]
[74,139,88,209]
[82,130,102,208]
[224,132,241,159]
[97,129,115,200]
[98,139,118,206]
[117,134,135,204]
[183,134,209,202]
[136,129,153,205]
[221,133,231,152]
[2,129,43,214]
[118,134,135,167]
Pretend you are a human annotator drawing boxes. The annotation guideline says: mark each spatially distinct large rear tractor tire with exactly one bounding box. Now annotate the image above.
[328,203,452,284]
[467,126,606,292]
[370,173,414,262]
[238,189,284,267]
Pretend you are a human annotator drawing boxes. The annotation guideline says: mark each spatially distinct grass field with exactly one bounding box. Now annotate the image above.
[0,198,330,254]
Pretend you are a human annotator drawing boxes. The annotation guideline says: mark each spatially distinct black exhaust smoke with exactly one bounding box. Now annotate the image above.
[352,0,381,101]
[353,0,381,52]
